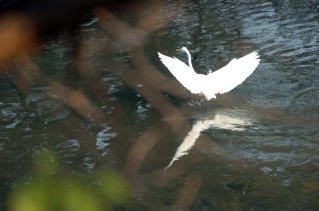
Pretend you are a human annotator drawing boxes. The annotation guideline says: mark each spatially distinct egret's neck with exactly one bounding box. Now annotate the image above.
[184,48,194,70]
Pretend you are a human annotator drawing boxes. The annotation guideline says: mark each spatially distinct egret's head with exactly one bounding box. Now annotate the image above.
[176,46,188,53]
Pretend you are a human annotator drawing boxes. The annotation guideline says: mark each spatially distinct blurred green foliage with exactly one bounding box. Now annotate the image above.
[8,150,131,211]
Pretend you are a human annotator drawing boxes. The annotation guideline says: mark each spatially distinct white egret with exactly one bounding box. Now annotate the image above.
[158,47,260,100]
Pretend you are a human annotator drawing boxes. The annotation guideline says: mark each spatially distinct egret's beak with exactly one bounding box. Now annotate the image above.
[176,48,182,52]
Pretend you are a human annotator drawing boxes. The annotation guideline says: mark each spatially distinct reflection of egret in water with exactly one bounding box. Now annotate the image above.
[158,47,260,100]
[165,110,253,170]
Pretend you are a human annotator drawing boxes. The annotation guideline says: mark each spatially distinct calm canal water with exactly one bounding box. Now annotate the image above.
[1,0,319,210]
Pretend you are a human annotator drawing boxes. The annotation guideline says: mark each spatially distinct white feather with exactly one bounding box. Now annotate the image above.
[158,47,260,100]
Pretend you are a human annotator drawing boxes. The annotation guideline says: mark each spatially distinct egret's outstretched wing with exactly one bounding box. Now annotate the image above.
[158,52,201,94]
[203,51,260,97]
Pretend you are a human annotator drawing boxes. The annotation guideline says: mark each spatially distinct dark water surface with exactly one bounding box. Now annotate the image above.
[1,0,319,210]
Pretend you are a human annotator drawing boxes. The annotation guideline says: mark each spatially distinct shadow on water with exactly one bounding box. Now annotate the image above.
[0,0,319,210]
